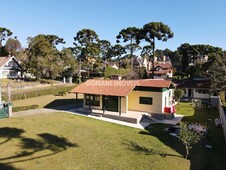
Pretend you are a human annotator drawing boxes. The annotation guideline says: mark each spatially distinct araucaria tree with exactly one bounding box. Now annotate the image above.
[0,27,13,47]
[116,27,141,71]
[140,22,174,79]
[73,29,100,61]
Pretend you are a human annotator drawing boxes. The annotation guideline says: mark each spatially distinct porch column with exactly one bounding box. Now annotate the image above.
[119,96,121,116]
[102,95,105,114]
[88,94,91,111]
[75,93,78,109]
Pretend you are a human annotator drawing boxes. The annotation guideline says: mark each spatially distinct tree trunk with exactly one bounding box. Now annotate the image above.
[185,145,189,159]
[151,38,155,79]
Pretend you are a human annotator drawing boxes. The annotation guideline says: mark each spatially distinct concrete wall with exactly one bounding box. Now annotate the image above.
[128,90,163,113]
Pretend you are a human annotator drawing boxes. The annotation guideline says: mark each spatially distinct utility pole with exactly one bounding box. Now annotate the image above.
[7,82,11,103]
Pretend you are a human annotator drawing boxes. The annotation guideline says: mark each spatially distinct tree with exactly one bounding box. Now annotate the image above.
[99,40,111,60]
[5,37,22,56]
[110,44,126,60]
[178,122,202,159]
[116,27,141,71]
[0,27,13,47]
[60,48,77,79]
[177,43,192,73]
[206,53,226,95]
[140,22,174,79]
[73,29,100,61]
[25,34,65,79]
[174,89,184,104]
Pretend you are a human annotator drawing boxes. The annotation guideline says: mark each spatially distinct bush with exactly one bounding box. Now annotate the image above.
[57,91,67,96]
[13,104,39,112]
[174,89,185,102]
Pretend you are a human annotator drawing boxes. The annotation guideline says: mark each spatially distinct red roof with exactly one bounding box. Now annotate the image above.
[70,79,171,96]
[137,79,171,88]
[154,62,172,69]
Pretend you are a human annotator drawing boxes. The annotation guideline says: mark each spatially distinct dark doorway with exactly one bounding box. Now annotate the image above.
[105,96,118,112]
[188,89,192,98]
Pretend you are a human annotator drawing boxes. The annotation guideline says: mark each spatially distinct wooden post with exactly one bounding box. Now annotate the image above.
[102,95,105,114]
[76,93,78,109]
[119,96,121,116]
[88,95,91,111]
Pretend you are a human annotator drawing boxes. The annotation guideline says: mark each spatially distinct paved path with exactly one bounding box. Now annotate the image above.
[12,108,58,117]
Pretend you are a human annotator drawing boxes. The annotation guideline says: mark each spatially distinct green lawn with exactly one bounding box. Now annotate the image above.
[12,93,83,108]
[0,112,190,170]
[9,98,226,169]
[156,102,226,170]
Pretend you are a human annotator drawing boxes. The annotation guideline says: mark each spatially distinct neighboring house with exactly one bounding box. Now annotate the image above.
[70,79,175,118]
[0,56,22,79]
[153,62,173,78]
[174,77,211,101]
[133,56,149,69]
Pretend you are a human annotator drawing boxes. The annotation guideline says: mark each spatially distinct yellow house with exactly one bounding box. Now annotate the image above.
[70,79,174,118]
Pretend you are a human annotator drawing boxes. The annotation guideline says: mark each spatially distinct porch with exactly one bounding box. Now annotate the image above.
[72,107,183,127]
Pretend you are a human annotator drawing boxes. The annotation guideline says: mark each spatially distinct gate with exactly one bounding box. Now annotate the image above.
[0,106,9,119]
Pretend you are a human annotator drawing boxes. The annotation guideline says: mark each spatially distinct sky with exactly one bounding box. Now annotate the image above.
[1,0,226,51]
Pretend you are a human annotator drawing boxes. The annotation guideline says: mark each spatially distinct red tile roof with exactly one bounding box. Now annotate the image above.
[154,62,172,69]
[138,79,171,88]
[70,79,171,96]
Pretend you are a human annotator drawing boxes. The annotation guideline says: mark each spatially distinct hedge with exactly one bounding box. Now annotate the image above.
[2,85,76,101]
[12,104,39,112]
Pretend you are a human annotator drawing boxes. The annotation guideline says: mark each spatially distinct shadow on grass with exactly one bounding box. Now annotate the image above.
[0,163,21,170]
[0,127,78,168]
[123,139,182,158]
[140,104,226,170]
[0,127,24,145]
[44,99,83,110]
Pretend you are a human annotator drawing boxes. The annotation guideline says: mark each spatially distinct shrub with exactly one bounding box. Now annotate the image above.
[174,89,185,103]
[13,104,39,112]
[57,91,67,96]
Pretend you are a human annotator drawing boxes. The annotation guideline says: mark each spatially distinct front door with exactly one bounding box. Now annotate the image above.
[105,96,118,112]
[188,89,192,98]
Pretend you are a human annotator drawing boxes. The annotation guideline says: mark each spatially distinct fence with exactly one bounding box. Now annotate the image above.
[218,97,226,141]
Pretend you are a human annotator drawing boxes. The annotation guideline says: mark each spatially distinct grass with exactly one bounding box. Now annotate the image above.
[9,97,226,169]
[12,93,83,109]
[0,112,190,170]
[104,67,131,78]
[168,103,226,169]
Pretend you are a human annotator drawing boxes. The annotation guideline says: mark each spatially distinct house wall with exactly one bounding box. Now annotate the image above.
[128,90,163,113]
[193,90,209,99]
[0,57,21,79]
[183,88,209,99]
[162,89,174,110]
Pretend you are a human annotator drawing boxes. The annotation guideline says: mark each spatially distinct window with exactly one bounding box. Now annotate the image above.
[139,97,153,105]
[85,94,100,106]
